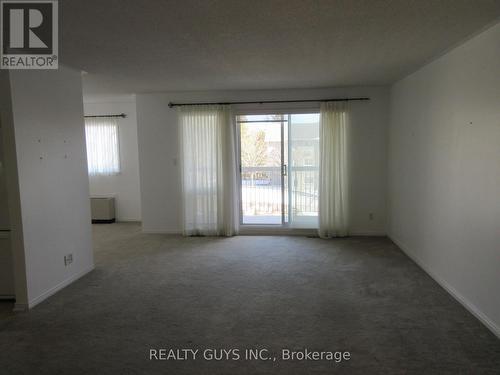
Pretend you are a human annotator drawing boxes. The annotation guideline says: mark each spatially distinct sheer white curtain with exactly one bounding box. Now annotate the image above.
[178,105,239,236]
[84,118,120,176]
[318,101,350,238]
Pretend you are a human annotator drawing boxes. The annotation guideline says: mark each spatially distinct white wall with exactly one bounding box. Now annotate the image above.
[1,70,29,306]
[0,116,15,297]
[0,119,9,229]
[83,96,142,221]
[136,86,389,234]
[3,65,94,308]
[388,23,500,336]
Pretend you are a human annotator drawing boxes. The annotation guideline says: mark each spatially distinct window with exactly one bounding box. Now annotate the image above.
[84,118,120,176]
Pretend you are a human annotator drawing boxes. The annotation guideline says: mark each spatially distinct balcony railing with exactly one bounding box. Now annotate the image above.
[289,166,319,216]
[241,166,318,220]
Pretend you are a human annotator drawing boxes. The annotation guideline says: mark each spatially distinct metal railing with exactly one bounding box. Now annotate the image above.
[289,166,319,216]
[241,166,282,216]
[241,166,318,218]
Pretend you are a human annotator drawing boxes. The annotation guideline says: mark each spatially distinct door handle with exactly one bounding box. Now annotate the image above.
[282,164,287,176]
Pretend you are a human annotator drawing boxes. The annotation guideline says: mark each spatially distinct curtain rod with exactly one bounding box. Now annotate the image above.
[168,97,370,108]
[84,113,127,118]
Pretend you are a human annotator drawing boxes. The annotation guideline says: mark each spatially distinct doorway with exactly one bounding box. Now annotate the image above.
[237,113,320,228]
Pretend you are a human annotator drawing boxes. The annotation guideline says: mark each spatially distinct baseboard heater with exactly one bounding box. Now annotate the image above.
[90,197,116,224]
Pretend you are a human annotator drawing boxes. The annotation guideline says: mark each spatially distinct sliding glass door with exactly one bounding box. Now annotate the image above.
[238,113,319,228]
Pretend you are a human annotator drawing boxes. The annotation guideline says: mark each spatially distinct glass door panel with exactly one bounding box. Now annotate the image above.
[238,115,285,225]
[289,113,320,228]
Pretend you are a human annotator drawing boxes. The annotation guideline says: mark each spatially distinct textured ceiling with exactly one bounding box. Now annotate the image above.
[60,0,500,95]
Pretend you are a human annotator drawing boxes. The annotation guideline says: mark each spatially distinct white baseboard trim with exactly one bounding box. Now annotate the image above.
[13,303,28,312]
[141,230,181,235]
[239,226,317,236]
[141,229,386,237]
[350,231,386,236]
[390,235,500,339]
[27,264,95,310]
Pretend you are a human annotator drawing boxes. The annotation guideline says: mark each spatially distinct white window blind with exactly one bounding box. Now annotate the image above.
[84,118,120,176]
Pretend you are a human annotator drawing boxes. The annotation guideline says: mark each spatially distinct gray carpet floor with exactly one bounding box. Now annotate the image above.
[0,223,499,374]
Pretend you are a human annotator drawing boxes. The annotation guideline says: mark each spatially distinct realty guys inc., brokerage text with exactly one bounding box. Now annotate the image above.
[150,348,351,363]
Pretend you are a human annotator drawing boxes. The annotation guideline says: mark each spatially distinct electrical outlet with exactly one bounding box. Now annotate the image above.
[64,254,73,266]
[369,213,374,221]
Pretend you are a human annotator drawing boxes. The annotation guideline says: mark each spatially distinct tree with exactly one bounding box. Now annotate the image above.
[240,125,267,167]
